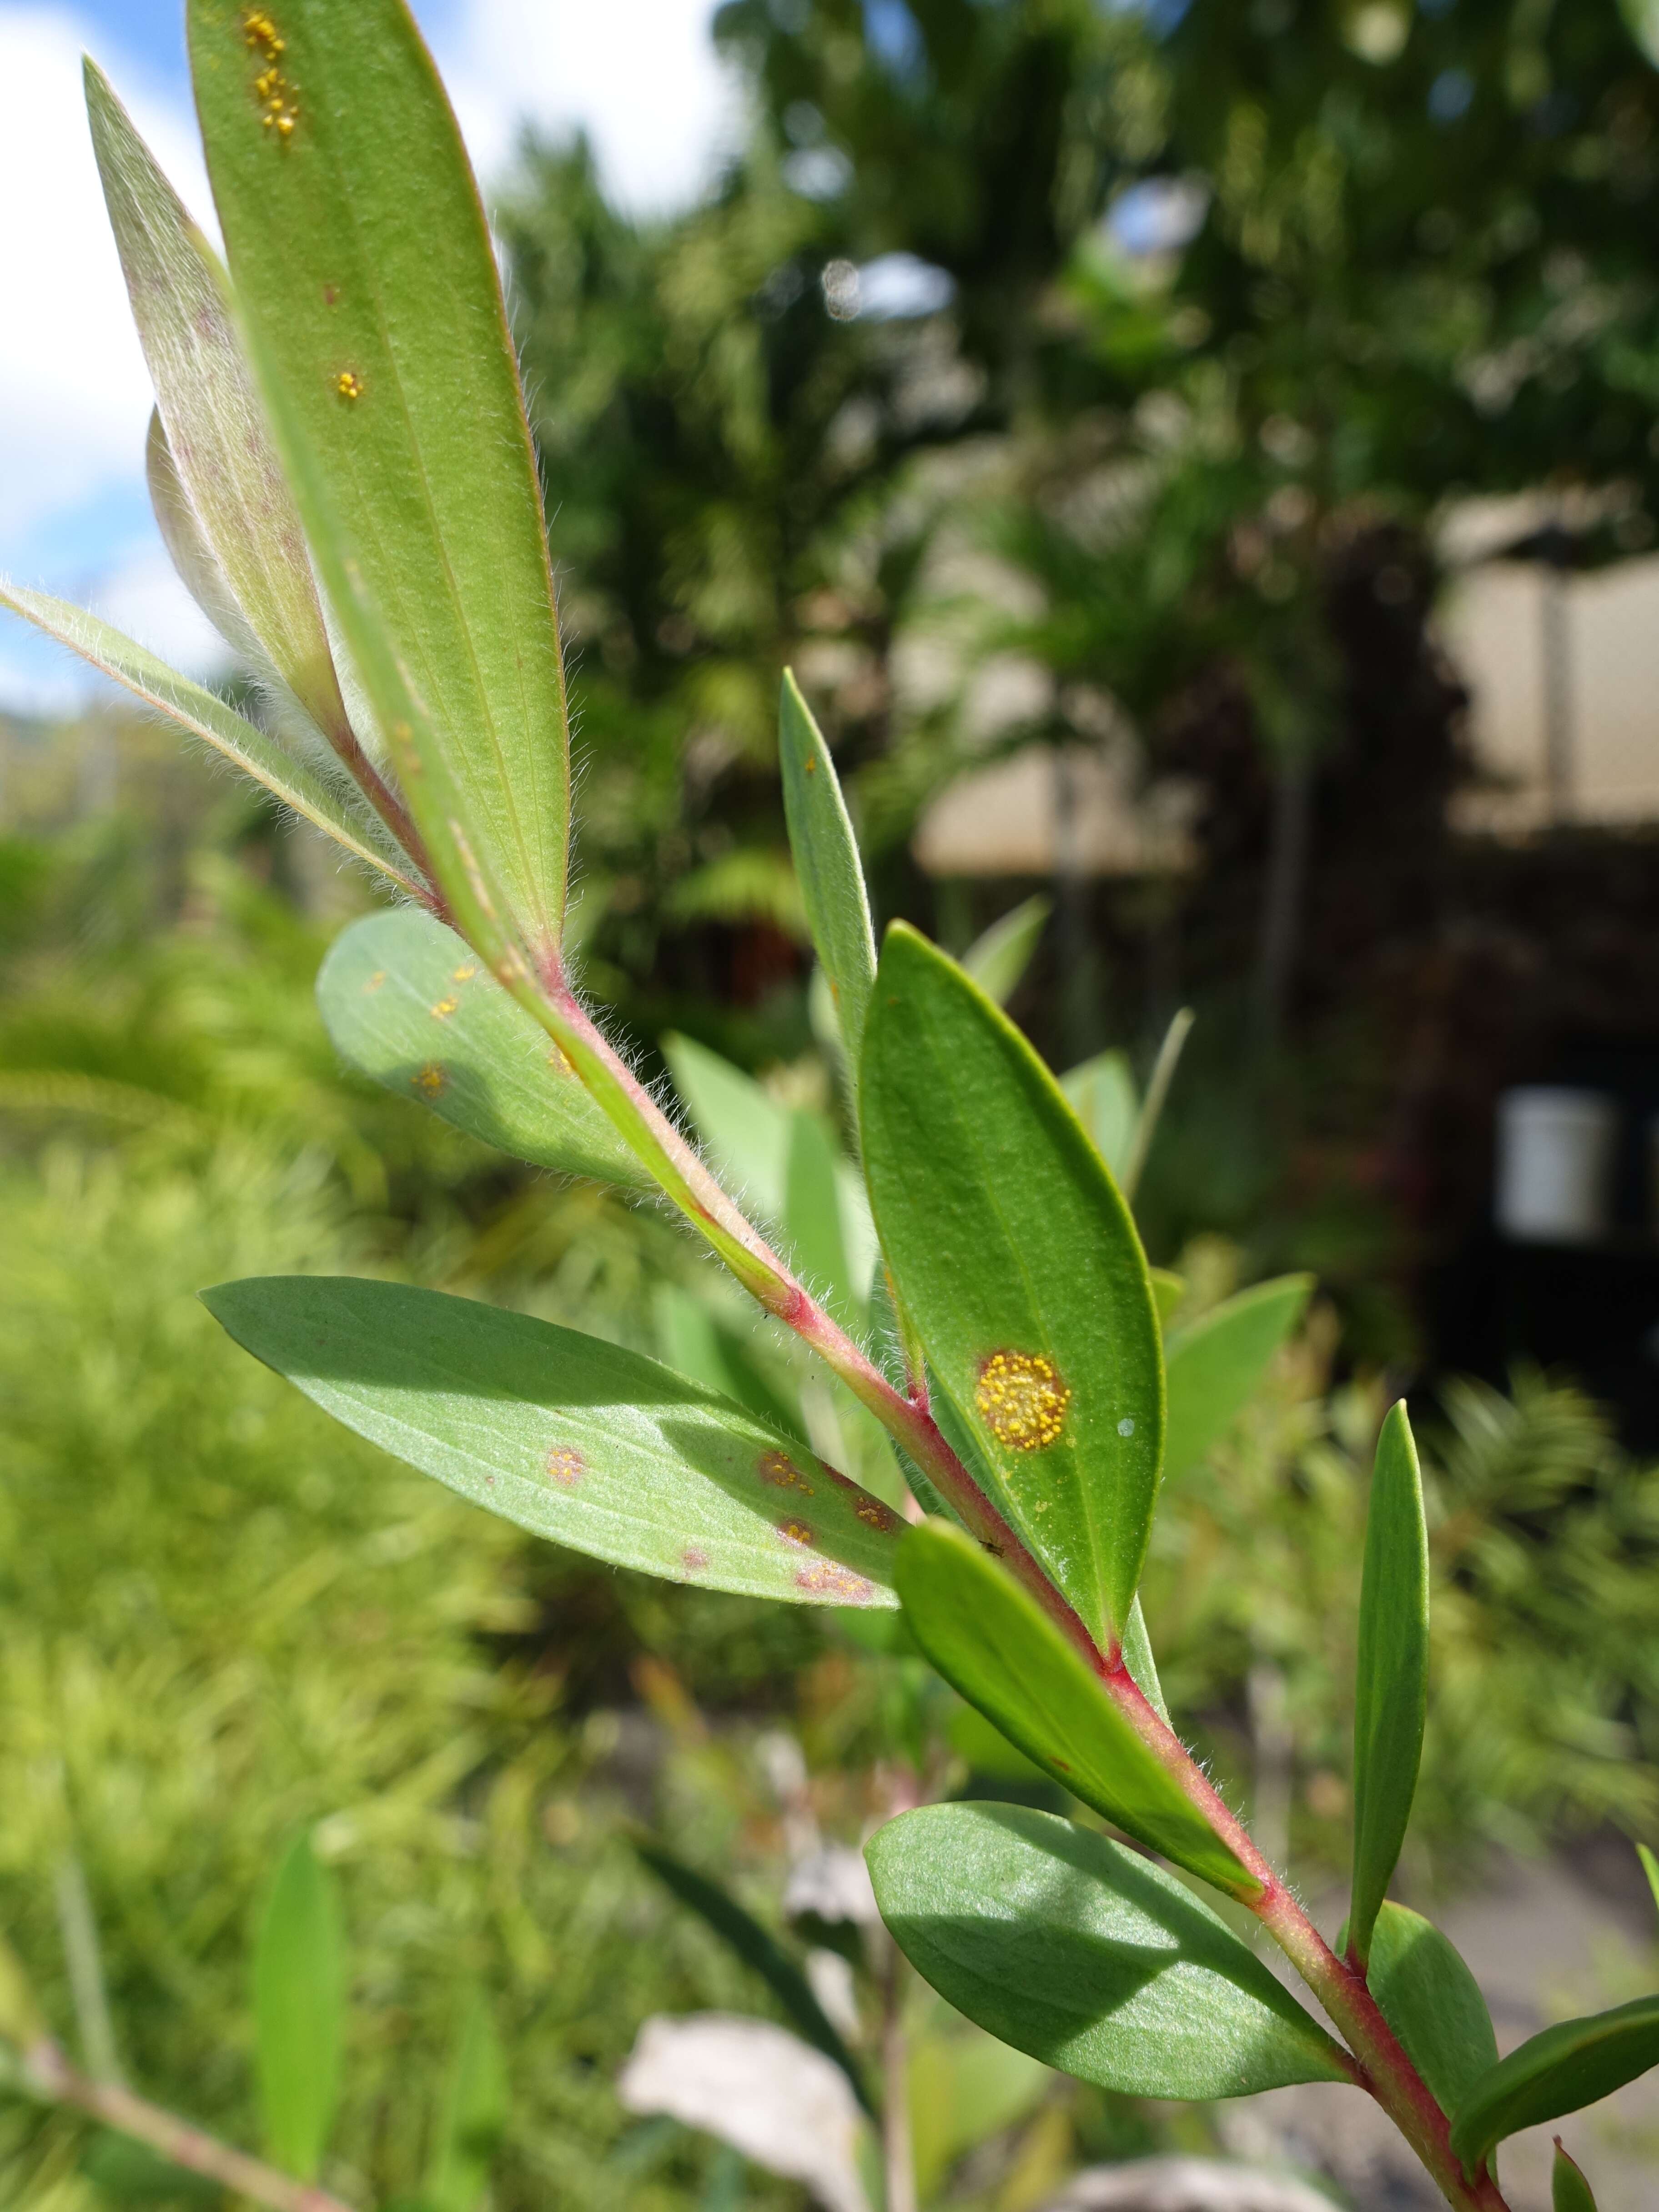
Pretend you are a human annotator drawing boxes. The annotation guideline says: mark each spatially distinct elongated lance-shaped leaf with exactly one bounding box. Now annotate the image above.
[317,910,651,1191]
[1450,1996,1659,2176]
[1121,1005,1194,1201]
[1121,1594,1169,1723]
[786,1109,859,1325]
[962,895,1050,1009]
[1363,1902,1497,2116]
[423,1995,508,2212]
[897,1521,1254,1895]
[1638,1842,1659,1922]
[1348,1400,1429,1968]
[1553,2139,1598,2212]
[252,1834,345,2181]
[85,62,351,747]
[1163,1275,1313,1482]
[188,0,570,962]
[779,672,876,1076]
[202,1277,905,1606]
[862,925,1163,1647]
[635,1843,873,2114]
[1061,1050,1139,1183]
[0,585,426,902]
[867,1804,1348,2100]
[146,411,259,667]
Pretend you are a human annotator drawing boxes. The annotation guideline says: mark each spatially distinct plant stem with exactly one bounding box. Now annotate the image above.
[22,2038,360,2212]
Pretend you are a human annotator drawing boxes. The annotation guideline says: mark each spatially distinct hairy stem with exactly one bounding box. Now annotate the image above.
[323,714,444,913]
[23,2039,359,2212]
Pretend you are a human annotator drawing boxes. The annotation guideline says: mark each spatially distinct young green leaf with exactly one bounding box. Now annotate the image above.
[1450,1996,1659,2176]
[1638,1842,1659,1923]
[317,910,651,1190]
[1121,1005,1194,1201]
[635,1844,872,2113]
[252,1834,345,2182]
[1552,2138,1598,2212]
[1364,1902,1498,2116]
[1148,1268,1187,1332]
[85,61,350,747]
[202,1277,904,1606]
[664,1034,876,1296]
[423,1995,508,2212]
[1162,1275,1314,1482]
[188,0,571,961]
[1060,1050,1139,1183]
[0,585,425,901]
[961,895,1050,1008]
[1121,1594,1170,1724]
[1348,1400,1430,1969]
[653,1286,805,1445]
[862,925,1163,1646]
[786,1110,857,1323]
[779,672,877,1074]
[866,1803,1350,2099]
[896,1520,1254,1895]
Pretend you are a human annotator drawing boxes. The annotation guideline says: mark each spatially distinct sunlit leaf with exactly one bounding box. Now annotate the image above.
[189,0,571,959]
[1364,1902,1496,2116]
[962,895,1050,1008]
[0,585,424,901]
[1348,1401,1429,1968]
[896,1520,1253,1894]
[252,1834,345,2182]
[86,60,349,744]
[779,672,876,1073]
[867,1803,1349,2098]
[862,925,1163,1645]
[202,1277,903,1606]
[317,910,649,1190]
[1162,1275,1313,1482]
[1449,1996,1659,2175]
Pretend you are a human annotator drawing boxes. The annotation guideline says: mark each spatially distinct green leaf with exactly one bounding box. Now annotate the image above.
[779,672,877,1074]
[1348,1401,1429,1968]
[1638,1842,1659,1924]
[85,60,349,744]
[1553,2139,1599,2212]
[962,896,1050,1008]
[664,1034,876,1297]
[317,910,650,1190]
[1060,1051,1139,1183]
[1148,1268,1186,1332]
[1121,1006,1194,1201]
[862,925,1163,1645]
[202,1276,904,1606]
[252,1834,345,2182]
[785,1110,856,1322]
[653,1286,805,1444]
[188,0,570,959]
[1450,1996,1659,2176]
[1364,1902,1497,2115]
[1121,1594,1169,1723]
[896,1520,1254,1895]
[1162,1275,1312,1483]
[79,2132,221,2203]
[0,586,424,901]
[635,1844,872,2113]
[423,1995,508,2212]
[866,1802,1349,2099]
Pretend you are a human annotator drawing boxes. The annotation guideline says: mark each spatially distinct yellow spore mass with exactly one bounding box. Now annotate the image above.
[336,370,365,402]
[975,1350,1070,1451]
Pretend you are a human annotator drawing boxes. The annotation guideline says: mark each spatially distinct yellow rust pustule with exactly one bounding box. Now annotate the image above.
[975,1349,1071,1452]
[243,11,297,138]
[336,370,365,402]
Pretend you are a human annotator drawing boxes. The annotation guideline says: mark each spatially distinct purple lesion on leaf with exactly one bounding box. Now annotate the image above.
[544,1445,584,1490]
[757,1449,814,1496]
[682,1546,709,1573]
[794,1560,877,1604]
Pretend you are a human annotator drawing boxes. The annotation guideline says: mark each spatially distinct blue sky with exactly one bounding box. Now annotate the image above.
[0,0,736,713]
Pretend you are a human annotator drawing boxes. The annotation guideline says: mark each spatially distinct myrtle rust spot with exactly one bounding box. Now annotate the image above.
[412,1062,446,1097]
[244,16,298,138]
[794,1561,875,1603]
[758,1449,814,1496]
[804,754,817,774]
[243,10,283,49]
[452,963,478,984]
[777,1518,816,1548]
[854,1494,899,1533]
[336,370,365,402]
[975,1350,1071,1451]
[363,970,386,994]
[682,1546,709,1573]
[544,1446,585,1490]
[547,1045,572,1075]
[323,284,338,307]
[431,995,459,1020]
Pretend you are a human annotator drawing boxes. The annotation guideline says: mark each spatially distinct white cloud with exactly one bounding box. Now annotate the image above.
[437,0,741,215]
